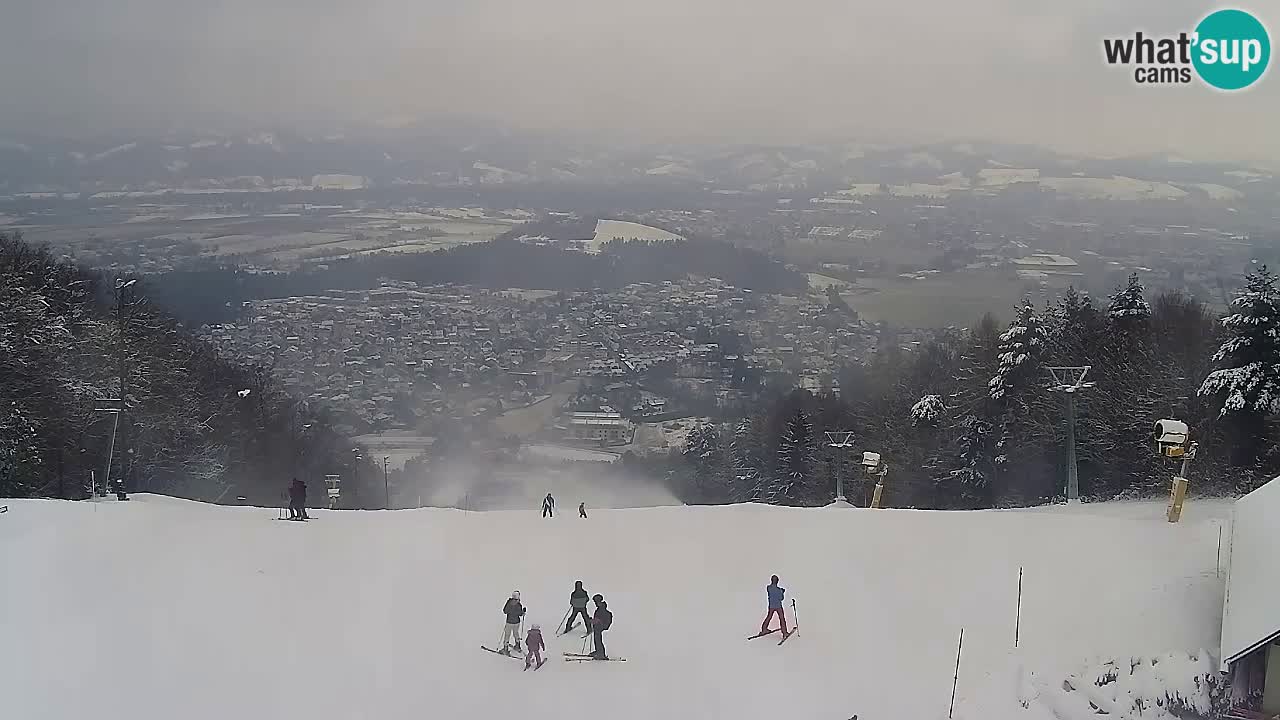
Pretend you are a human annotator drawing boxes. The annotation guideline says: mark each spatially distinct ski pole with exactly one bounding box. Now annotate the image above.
[558,607,571,634]
[791,598,799,636]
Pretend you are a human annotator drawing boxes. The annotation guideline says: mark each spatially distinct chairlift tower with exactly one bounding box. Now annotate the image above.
[1046,366,1095,503]
[824,431,855,504]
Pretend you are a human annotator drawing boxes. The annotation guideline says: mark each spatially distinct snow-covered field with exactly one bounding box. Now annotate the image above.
[589,219,683,253]
[0,496,1230,720]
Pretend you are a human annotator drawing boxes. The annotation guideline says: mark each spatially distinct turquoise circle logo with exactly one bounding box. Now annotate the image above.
[1192,9,1271,90]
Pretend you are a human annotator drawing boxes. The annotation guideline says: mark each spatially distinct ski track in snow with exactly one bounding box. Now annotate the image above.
[0,495,1231,720]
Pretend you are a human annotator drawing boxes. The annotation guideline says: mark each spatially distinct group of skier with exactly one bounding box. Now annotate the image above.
[495,580,615,668]
[493,574,789,668]
[541,493,587,519]
[285,478,309,520]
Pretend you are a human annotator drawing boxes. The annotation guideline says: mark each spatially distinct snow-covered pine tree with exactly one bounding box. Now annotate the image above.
[945,414,993,507]
[910,394,946,427]
[775,409,817,504]
[682,423,727,502]
[1108,273,1151,324]
[1199,265,1280,418]
[1046,287,1105,362]
[731,417,767,502]
[988,300,1046,401]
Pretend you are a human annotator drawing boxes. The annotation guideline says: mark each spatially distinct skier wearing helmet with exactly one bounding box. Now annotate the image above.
[501,590,525,655]
[591,595,613,660]
[524,623,545,670]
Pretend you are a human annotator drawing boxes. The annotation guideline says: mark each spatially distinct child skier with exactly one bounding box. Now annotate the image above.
[565,580,591,634]
[501,590,525,654]
[524,623,545,670]
[761,575,788,637]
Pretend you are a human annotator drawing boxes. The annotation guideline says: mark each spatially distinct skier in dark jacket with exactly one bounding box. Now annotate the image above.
[501,590,525,654]
[761,575,788,636]
[524,623,545,670]
[591,598,613,659]
[565,580,592,634]
[288,478,308,519]
[542,493,555,518]
[579,502,587,518]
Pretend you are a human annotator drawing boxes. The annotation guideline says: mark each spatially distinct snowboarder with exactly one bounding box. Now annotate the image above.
[565,581,591,634]
[542,493,555,518]
[288,478,309,520]
[591,596,613,659]
[501,590,525,654]
[761,575,788,637]
[524,623,545,670]
[579,502,587,518]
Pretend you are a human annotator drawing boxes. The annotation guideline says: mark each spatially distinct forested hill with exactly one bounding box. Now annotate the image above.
[0,232,382,505]
[145,238,806,326]
[672,270,1280,509]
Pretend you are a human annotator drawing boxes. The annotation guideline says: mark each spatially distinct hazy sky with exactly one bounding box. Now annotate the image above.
[1,0,1277,162]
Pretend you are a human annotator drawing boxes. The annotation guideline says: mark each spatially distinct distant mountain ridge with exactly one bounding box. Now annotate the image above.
[1,129,1275,203]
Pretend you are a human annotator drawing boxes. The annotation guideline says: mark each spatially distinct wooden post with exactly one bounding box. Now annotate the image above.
[949,628,964,718]
[1217,525,1223,577]
[1167,476,1188,523]
[871,482,884,509]
[1015,567,1023,648]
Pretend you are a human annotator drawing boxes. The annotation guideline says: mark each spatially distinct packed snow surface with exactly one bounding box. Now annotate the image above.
[0,496,1231,720]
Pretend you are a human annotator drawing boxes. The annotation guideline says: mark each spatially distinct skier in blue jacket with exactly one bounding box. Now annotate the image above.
[761,575,789,636]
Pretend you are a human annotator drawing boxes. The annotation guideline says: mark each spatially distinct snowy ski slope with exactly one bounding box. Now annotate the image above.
[0,496,1231,720]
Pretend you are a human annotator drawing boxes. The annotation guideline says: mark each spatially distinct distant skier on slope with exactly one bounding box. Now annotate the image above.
[565,581,592,634]
[542,493,555,518]
[524,623,545,670]
[761,575,788,637]
[591,596,613,659]
[579,502,587,518]
[501,590,526,654]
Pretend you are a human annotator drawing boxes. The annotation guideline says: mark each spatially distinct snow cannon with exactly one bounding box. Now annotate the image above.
[1153,419,1189,458]
[861,451,882,474]
[862,452,889,508]
[1153,419,1197,523]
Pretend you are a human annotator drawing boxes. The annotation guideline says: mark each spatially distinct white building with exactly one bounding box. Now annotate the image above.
[1221,477,1280,716]
[568,411,633,445]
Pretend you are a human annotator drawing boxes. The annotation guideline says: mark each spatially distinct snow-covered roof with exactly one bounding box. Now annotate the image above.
[1221,476,1280,668]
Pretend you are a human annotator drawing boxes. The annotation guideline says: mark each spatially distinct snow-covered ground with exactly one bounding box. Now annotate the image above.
[589,219,683,253]
[0,496,1231,720]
